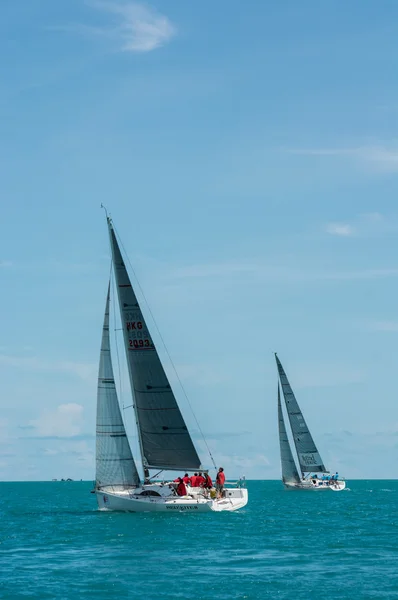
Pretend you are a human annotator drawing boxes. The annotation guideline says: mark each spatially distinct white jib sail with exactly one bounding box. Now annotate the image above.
[278,384,300,484]
[96,284,141,489]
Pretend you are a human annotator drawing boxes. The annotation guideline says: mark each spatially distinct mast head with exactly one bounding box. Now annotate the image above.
[101,203,112,226]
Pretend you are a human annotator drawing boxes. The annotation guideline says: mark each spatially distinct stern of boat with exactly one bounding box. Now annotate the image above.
[211,487,248,511]
[329,480,346,491]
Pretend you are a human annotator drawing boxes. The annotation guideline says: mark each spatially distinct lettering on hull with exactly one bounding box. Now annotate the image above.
[166,505,198,510]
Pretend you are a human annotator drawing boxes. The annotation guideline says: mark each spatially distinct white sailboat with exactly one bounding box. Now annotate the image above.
[94,216,248,512]
[276,354,346,491]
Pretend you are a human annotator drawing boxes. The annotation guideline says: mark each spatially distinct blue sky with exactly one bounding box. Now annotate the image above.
[1,0,398,481]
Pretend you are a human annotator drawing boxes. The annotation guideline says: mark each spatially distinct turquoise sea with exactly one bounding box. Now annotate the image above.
[0,480,397,599]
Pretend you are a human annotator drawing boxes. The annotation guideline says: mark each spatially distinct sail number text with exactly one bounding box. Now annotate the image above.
[126,321,152,349]
[126,321,143,331]
[129,339,151,348]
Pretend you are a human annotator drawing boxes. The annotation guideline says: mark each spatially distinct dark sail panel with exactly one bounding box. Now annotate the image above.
[108,220,201,471]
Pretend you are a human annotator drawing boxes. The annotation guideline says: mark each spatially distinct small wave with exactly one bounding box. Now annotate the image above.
[380,489,393,492]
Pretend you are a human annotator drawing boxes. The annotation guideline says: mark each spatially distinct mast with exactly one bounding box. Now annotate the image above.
[275,354,327,475]
[96,284,141,489]
[278,383,300,484]
[106,217,202,475]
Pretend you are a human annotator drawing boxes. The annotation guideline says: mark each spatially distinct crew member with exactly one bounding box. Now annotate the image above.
[176,477,187,496]
[196,472,205,487]
[216,467,225,498]
[204,472,213,488]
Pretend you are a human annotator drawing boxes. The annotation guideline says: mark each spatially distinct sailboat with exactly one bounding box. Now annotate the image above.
[94,216,248,512]
[276,354,346,491]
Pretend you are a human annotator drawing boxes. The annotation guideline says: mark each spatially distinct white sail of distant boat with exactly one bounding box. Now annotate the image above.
[277,383,300,485]
[275,354,346,491]
[94,215,248,512]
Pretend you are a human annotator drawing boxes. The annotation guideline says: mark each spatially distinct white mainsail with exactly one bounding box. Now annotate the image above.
[278,384,300,484]
[95,285,141,489]
[107,219,201,473]
[275,354,327,474]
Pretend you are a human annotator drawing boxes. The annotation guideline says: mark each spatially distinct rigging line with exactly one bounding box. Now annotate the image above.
[112,222,217,471]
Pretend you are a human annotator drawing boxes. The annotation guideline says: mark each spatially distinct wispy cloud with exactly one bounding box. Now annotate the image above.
[0,260,12,268]
[326,223,355,237]
[172,262,258,279]
[325,212,398,238]
[27,403,84,438]
[0,354,96,381]
[171,363,229,386]
[168,260,398,284]
[366,320,398,333]
[291,363,365,389]
[286,144,398,173]
[40,441,94,463]
[61,1,176,53]
[324,268,398,281]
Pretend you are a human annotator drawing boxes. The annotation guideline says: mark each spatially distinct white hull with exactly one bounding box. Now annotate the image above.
[96,484,248,513]
[284,480,346,492]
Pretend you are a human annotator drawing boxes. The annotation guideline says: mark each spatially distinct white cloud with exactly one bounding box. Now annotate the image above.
[172,262,258,279]
[326,223,355,237]
[361,212,384,223]
[290,363,365,389]
[323,268,398,281]
[325,212,398,239]
[0,260,12,268]
[286,144,398,173]
[171,363,228,386]
[42,441,94,463]
[0,354,96,381]
[168,260,398,284]
[366,320,398,332]
[29,403,84,438]
[64,1,176,53]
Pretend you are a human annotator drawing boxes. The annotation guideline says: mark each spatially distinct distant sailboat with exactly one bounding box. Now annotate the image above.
[94,216,248,512]
[275,354,346,491]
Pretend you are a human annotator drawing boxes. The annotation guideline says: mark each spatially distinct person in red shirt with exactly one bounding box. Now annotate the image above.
[203,472,213,488]
[182,473,191,485]
[190,473,198,487]
[176,478,187,496]
[196,472,205,487]
[216,467,225,498]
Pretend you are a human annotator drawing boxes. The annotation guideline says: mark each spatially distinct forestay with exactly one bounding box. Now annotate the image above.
[108,220,201,472]
[275,354,327,474]
[278,384,300,484]
[96,286,141,489]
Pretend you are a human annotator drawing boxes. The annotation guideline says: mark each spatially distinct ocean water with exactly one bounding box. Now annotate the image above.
[0,480,397,599]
